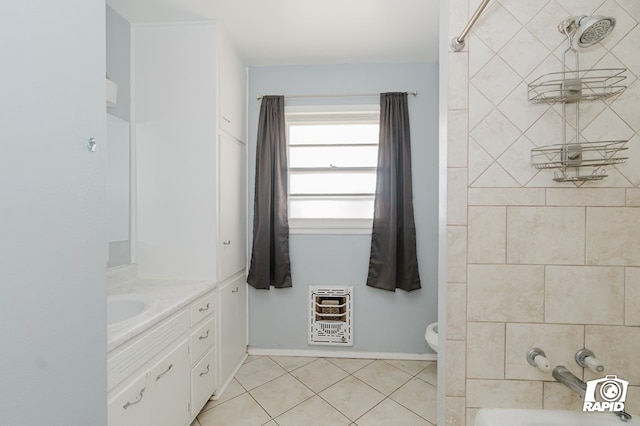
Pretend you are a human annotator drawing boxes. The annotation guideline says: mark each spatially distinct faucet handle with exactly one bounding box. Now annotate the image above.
[527,348,551,372]
[575,349,604,373]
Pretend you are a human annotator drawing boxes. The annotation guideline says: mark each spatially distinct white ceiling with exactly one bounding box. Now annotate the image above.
[106,0,439,66]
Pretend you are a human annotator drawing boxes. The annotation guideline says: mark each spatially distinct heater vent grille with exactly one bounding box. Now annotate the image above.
[309,286,353,346]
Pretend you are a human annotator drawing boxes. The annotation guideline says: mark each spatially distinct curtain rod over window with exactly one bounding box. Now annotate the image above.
[255,91,418,100]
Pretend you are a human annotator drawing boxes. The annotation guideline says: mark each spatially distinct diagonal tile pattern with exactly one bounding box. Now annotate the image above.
[290,358,350,393]
[318,375,386,421]
[196,356,437,426]
[234,356,287,390]
[466,0,640,189]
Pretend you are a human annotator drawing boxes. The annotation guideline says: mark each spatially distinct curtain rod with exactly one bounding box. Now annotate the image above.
[256,91,418,100]
[451,0,490,51]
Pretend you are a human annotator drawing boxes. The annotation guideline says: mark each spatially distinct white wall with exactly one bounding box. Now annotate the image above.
[134,23,218,280]
[0,1,107,424]
[247,63,439,355]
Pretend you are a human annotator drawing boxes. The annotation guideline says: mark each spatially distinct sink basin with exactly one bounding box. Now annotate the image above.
[107,295,150,325]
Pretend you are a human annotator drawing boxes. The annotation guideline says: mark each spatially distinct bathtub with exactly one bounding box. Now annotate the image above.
[475,408,635,425]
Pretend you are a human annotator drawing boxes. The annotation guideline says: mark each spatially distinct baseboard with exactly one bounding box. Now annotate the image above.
[247,347,437,362]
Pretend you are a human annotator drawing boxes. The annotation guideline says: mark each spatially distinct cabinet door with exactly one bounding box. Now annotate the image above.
[218,133,246,281]
[147,339,190,426]
[219,274,247,385]
[108,373,148,426]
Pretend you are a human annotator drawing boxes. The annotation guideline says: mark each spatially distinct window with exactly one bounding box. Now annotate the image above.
[286,110,379,233]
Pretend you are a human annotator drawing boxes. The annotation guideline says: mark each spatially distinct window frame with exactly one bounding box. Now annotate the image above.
[285,107,380,235]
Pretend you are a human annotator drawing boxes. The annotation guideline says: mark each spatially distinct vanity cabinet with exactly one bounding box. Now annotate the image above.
[107,288,218,426]
[107,312,190,426]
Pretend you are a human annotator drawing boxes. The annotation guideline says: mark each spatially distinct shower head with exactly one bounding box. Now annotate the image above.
[576,16,616,47]
[558,15,616,48]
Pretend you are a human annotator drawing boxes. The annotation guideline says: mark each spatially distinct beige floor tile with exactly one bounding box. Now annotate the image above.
[326,357,375,373]
[243,355,263,365]
[319,376,385,421]
[201,379,246,411]
[356,398,433,426]
[353,360,413,395]
[270,355,318,371]
[198,393,270,426]
[384,360,434,376]
[390,378,437,424]
[275,395,351,426]
[197,356,439,425]
[417,362,437,387]
[234,356,287,390]
[249,374,314,418]
[291,358,349,393]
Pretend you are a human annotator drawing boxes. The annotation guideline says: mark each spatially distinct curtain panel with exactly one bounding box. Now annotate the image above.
[366,92,421,292]
[247,95,292,289]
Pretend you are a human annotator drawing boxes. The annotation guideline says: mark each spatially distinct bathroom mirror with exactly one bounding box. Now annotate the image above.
[107,113,130,267]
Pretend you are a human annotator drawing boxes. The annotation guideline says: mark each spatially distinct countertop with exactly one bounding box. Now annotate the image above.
[107,269,216,353]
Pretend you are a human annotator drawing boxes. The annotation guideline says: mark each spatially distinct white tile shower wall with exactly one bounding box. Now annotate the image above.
[445,1,640,425]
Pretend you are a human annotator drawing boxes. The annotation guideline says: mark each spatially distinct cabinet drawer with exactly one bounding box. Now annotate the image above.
[191,292,215,326]
[190,317,215,364]
[108,372,148,426]
[108,310,189,392]
[191,348,216,416]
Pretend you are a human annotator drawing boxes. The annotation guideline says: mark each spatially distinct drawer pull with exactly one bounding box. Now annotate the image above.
[198,330,210,340]
[232,286,239,293]
[199,364,210,377]
[123,387,145,409]
[222,240,231,245]
[156,364,173,381]
[199,303,210,312]
[222,116,231,123]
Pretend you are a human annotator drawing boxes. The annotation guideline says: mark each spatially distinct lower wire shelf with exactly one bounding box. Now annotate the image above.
[531,140,628,183]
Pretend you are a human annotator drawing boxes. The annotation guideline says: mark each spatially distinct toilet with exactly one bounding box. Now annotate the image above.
[425,322,438,353]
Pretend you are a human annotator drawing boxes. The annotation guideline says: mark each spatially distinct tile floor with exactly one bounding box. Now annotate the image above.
[192,355,437,426]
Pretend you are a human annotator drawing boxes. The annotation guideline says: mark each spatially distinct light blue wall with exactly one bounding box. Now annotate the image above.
[2,0,106,424]
[247,63,438,354]
[106,5,130,121]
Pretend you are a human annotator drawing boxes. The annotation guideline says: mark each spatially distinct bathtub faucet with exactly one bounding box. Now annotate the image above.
[615,411,632,422]
[552,365,586,399]
[552,366,632,423]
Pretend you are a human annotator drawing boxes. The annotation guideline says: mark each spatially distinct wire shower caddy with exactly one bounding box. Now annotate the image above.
[527,31,629,184]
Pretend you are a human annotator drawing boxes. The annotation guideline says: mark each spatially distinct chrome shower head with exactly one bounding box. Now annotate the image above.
[576,16,616,47]
[558,15,616,48]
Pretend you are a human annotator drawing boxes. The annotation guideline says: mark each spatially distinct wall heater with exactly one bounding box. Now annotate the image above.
[309,286,353,346]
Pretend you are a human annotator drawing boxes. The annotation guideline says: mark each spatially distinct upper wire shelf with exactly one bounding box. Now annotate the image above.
[528,68,628,104]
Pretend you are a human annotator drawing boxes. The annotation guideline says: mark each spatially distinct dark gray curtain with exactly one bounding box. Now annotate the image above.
[366,92,421,292]
[247,96,292,289]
